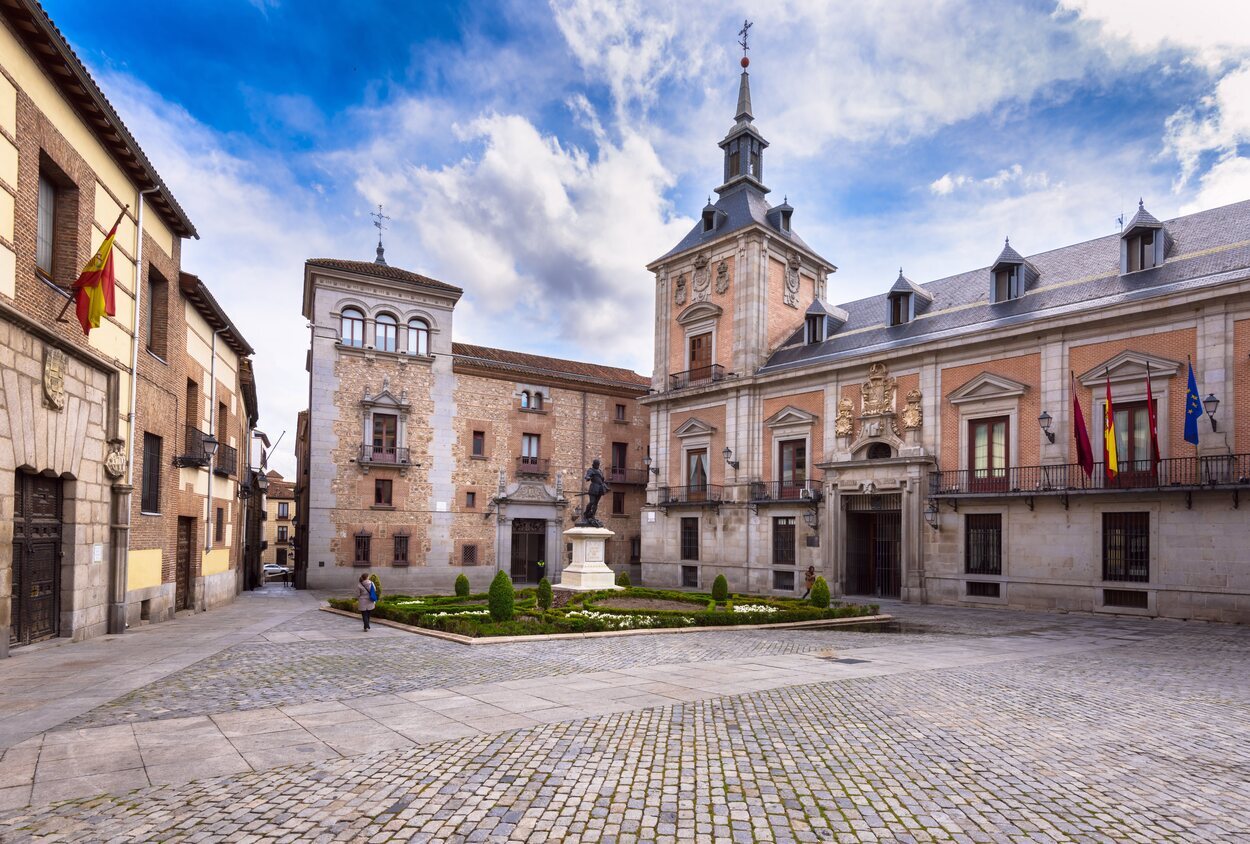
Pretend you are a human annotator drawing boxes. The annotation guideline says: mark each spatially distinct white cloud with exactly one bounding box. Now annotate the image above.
[1165,61,1250,186]
[1057,0,1250,70]
[930,165,1050,196]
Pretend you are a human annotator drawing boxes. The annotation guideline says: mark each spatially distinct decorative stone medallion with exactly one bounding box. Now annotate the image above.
[835,397,854,438]
[901,388,923,430]
[43,346,66,411]
[715,260,730,295]
[104,438,127,479]
[691,254,711,303]
[860,362,897,416]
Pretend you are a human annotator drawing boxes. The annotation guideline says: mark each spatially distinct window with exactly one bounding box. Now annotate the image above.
[278,502,289,519]
[686,449,708,492]
[1125,230,1156,272]
[968,416,1008,487]
[141,433,162,513]
[993,266,1020,302]
[1112,400,1157,473]
[611,442,628,476]
[889,294,910,326]
[773,570,795,591]
[375,313,397,352]
[1103,512,1149,582]
[354,531,371,566]
[471,430,486,457]
[393,534,409,566]
[773,517,796,566]
[533,392,543,411]
[217,401,228,441]
[277,526,288,542]
[612,491,625,515]
[461,544,478,566]
[36,173,56,275]
[615,403,627,422]
[520,390,530,409]
[146,270,169,357]
[728,149,740,178]
[340,308,365,347]
[630,535,641,562]
[185,379,198,428]
[965,514,1002,575]
[465,491,476,509]
[680,517,699,561]
[372,414,398,461]
[750,149,760,179]
[681,565,699,588]
[805,315,824,344]
[374,479,393,506]
[688,332,711,374]
[521,433,540,463]
[407,318,430,355]
[867,443,892,460]
[215,507,224,543]
[778,439,806,495]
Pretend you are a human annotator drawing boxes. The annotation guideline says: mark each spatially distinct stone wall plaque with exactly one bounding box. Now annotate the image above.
[43,347,66,411]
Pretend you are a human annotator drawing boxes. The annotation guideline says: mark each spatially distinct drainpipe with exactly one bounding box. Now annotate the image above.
[205,328,226,557]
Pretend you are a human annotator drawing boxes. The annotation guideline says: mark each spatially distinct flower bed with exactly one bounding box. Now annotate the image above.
[327,586,879,638]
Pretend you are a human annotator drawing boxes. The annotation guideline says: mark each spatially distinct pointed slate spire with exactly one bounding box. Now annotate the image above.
[993,236,1026,267]
[735,69,753,123]
[1124,198,1163,231]
[375,239,387,266]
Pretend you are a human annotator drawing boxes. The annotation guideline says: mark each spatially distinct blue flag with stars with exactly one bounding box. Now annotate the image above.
[1183,361,1202,445]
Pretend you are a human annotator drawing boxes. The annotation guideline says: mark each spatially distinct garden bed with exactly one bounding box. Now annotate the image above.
[326,582,881,642]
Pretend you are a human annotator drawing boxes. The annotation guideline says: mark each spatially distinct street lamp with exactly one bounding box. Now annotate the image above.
[1038,410,1055,444]
[257,472,270,493]
[642,455,659,476]
[723,446,739,470]
[924,500,940,531]
[1204,393,1220,431]
[202,433,219,460]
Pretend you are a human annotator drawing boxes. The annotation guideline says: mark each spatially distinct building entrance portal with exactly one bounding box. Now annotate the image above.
[176,517,194,611]
[510,519,547,584]
[10,471,63,647]
[844,494,901,599]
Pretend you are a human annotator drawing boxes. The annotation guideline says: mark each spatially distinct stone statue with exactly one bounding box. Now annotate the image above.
[674,273,687,306]
[901,388,923,430]
[579,458,610,527]
[835,397,854,438]
[716,260,730,294]
[783,253,801,308]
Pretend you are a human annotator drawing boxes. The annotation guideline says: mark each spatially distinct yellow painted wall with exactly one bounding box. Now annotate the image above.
[0,245,13,300]
[202,548,230,576]
[0,188,12,242]
[126,548,163,591]
[0,134,16,187]
[142,202,174,258]
[0,70,15,134]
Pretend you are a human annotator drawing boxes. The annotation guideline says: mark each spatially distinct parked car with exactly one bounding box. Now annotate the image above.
[263,564,289,578]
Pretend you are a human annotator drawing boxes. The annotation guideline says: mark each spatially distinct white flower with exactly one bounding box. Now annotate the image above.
[733,604,780,614]
[428,610,490,618]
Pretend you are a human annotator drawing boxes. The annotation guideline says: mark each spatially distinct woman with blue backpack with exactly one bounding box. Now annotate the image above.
[356,573,378,631]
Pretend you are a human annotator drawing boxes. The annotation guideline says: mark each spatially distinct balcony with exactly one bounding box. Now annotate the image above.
[213,442,237,477]
[174,425,210,468]
[657,484,724,509]
[930,455,1250,501]
[748,480,823,504]
[359,444,412,465]
[607,466,650,485]
[515,456,551,477]
[669,364,726,391]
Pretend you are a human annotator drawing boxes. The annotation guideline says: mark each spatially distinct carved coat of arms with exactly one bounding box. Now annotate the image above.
[715,260,730,295]
[901,388,923,430]
[104,438,127,479]
[783,253,801,308]
[43,347,66,411]
[674,273,687,306]
[691,254,711,303]
[835,397,854,438]
[860,363,897,416]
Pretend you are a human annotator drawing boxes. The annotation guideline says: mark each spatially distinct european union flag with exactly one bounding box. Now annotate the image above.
[1184,361,1202,445]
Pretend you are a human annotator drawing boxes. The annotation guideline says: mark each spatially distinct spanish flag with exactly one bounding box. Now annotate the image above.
[73,224,118,335]
[1103,372,1118,481]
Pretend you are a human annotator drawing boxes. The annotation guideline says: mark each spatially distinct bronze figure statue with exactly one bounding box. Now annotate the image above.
[579,458,610,527]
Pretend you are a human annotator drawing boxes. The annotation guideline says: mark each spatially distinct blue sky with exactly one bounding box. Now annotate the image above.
[45,0,1250,474]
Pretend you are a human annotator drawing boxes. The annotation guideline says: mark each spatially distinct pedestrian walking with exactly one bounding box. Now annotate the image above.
[801,565,817,599]
[357,573,377,631]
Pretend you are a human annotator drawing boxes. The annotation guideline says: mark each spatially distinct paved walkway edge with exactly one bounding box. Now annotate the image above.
[319,606,894,644]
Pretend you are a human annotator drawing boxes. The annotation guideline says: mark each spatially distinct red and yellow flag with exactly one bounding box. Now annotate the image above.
[1103,373,1118,480]
[73,224,118,335]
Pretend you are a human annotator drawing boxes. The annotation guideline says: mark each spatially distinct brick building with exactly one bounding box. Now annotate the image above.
[640,58,1250,623]
[0,1,257,654]
[297,255,650,592]
[261,470,295,569]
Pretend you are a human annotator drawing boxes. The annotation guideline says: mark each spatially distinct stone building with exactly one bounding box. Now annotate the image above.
[297,256,650,592]
[640,58,1250,623]
[0,2,257,654]
[261,470,295,569]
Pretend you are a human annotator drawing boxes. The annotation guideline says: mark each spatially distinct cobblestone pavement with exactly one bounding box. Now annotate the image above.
[2,619,1247,843]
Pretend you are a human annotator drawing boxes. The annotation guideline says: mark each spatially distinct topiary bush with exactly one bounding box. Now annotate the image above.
[711,574,729,603]
[537,577,553,610]
[615,570,632,587]
[488,570,515,622]
[810,576,830,609]
[454,573,470,598]
[368,574,382,598]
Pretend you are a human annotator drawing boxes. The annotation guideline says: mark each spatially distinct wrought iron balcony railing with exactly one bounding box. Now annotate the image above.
[516,456,550,477]
[929,455,1250,497]
[607,466,650,485]
[213,442,237,477]
[174,425,210,468]
[669,364,726,391]
[748,480,823,503]
[657,484,725,506]
[359,444,411,465]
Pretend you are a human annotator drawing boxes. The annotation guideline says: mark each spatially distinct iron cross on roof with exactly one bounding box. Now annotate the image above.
[738,19,752,56]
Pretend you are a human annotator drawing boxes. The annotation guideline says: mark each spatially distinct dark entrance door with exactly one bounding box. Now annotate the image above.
[11,471,62,647]
[176,517,194,611]
[510,519,546,584]
[845,504,901,599]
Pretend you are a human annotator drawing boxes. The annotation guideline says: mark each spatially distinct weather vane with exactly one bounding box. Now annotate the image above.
[371,204,391,265]
[738,19,752,65]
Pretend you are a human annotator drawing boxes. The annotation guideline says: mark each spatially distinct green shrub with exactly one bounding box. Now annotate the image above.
[488,570,515,622]
[368,573,381,598]
[537,577,553,610]
[454,573,470,598]
[810,576,830,609]
[711,574,729,603]
[615,570,632,588]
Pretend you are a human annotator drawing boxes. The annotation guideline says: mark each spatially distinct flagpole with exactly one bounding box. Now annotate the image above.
[57,205,129,323]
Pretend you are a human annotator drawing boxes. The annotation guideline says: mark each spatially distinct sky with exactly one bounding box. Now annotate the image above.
[44,0,1250,476]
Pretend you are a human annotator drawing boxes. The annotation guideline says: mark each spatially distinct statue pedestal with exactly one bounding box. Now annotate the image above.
[555,526,621,591]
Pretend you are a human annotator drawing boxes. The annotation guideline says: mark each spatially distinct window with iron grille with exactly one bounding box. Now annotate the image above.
[1103,512,1149,582]
[354,531,371,566]
[681,565,698,588]
[773,570,795,591]
[278,502,289,519]
[393,534,409,566]
[141,432,162,513]
[680,517,699,561]
[772,517,796,566]
[461,544,478,566]
[964,514,1002,575]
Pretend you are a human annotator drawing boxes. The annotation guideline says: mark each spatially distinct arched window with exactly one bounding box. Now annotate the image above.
[407,318,430,356]
[375,313,397,352]
[520,391,531,409]
[532,392,544,410]
[867,443,892,460]
[340,308,365,347]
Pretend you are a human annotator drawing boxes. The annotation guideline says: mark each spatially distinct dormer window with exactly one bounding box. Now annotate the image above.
[889,294,911,326]
[1125,229,1155,272]
[993,266,1020,302]
[989,237,1036,303]
[702,205,716,233]
[805,314,824,344]
[1120,200,1170,274]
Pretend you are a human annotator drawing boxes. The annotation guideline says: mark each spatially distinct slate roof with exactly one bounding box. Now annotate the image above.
[1125,200,1163,231]
[305,259,463,294]
[762,198,1250,373]
[452,343,650,390]
[655,184,825,264]
[888,271,933,301]
[992,238,1027,266]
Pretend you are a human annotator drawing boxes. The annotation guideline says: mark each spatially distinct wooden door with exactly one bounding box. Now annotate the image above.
[510,519,546,584]
[176,517,194,611]
[688,333,711,375]
[10,472,62,647]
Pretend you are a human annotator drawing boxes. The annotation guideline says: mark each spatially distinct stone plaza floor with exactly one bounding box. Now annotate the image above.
[0,587,1247,842]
